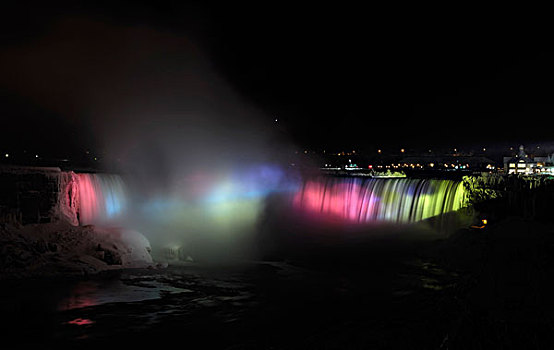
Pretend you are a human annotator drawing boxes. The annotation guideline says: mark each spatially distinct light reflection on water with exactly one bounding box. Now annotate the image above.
[58,277,189,311]
[67,318,95,326]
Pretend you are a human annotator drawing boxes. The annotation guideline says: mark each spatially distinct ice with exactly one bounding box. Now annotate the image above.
[0,222,154,279]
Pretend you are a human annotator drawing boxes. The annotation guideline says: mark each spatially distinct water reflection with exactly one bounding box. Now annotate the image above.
[67,318,95,326]
[58,276,188,311]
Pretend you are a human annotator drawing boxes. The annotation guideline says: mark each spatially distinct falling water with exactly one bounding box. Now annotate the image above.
[75,173,127,225]
[293,177,466,223]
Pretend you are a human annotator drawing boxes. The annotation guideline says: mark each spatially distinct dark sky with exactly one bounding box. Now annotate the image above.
[2,2,553,158]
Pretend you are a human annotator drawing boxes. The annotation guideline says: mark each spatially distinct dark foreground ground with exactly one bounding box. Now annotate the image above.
[2,217,554,349]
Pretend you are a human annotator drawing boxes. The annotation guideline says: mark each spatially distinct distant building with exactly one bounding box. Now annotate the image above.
[398,155,495,171]
[538,152,554,175]
[503,145,553,175]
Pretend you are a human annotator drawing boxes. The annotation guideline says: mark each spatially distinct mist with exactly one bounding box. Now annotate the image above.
[0,17,299,261]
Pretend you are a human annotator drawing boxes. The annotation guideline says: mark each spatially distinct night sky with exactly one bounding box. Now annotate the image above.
[2,2,553,159]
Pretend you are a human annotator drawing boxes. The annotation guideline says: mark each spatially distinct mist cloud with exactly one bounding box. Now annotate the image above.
[1,16,297,260]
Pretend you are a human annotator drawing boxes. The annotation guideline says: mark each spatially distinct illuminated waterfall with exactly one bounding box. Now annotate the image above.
[293,177,466,223]
[76,173,127,225]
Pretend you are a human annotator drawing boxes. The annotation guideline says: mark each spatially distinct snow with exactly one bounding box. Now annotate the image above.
[57,171,79,226]
[0,221,155,279]
[94,226,153,267]
[0,166,155,279]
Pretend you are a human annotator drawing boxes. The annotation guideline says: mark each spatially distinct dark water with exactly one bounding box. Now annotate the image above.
[4,202,554,350]
[7,216,554,349]
[0,228,461,350]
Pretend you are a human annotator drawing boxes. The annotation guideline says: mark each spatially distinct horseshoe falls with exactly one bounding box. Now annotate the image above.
[293,177,467,223]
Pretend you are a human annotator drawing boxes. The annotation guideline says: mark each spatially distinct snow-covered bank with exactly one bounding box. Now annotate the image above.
[0,222,155,279]
[0,166,156,279]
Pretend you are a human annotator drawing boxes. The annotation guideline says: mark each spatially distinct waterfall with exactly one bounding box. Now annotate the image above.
[74,173,128,225]
[293,177,466,223]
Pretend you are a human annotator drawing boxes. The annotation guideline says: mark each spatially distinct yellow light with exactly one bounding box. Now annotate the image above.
[482,219,488,225]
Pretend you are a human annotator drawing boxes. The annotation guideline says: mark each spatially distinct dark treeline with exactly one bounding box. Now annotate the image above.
[464,174,554,222]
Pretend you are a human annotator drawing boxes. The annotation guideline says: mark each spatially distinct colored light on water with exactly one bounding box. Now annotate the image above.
[76,173,127,225]
[294,177,466,223]
[67,318,95,326]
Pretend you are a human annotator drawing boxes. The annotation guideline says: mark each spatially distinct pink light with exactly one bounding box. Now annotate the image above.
[77,174,101,225]
[294,179,377,222]
[293,177,465,224]
[67,318,95,326]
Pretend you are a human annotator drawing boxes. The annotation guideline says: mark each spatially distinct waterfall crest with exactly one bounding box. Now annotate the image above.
[76,173,127,225]
[59,172,128,225]
[293,177,466,223]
